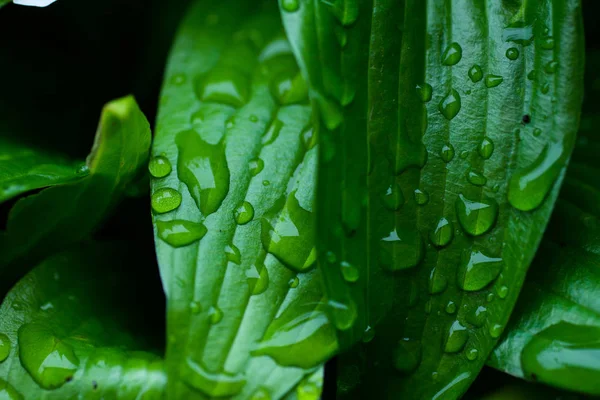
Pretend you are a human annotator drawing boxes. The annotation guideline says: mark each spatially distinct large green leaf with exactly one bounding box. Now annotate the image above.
[280,0,584,398]
[488,52,600,396]
[0,96,151,293]
[0,243,166,399]
[151,1,335,399]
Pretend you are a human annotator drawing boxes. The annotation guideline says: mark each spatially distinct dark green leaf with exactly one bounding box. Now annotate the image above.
[152,1,334,398]
[0,243,166,399]
[281,0,584,398]
[0,96,151,293]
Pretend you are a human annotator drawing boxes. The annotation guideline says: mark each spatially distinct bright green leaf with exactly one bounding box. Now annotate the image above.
[280,0,584,398]
[152,1,335,399]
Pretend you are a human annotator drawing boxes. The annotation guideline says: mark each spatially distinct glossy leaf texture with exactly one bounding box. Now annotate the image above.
[0,96,151,293]
[488,51,600,396]
[151,1,334,399]
[280,0,584,398]
[0,243,166,399]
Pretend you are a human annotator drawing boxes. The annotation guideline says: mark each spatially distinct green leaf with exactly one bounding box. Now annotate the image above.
[281,0,584,398]
[0,96,151,293]
[0,139,85,203]
[152,1,335,399]
[488,52,600,396]
[0,243,166,399]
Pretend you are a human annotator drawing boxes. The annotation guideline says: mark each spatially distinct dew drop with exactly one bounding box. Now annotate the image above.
[460,150,469,160]
[496,285,509,299]
[362,326,375,343]
[209,307,223,324]
[262,119,284,146]
[170,73,186,86]
[297,381,320,400]
[382,183,404,211]
[429,267,448,295]
[440,143,455,163]
[393,338,422,373]
[467,170,487,186]
[468,65,483,83]
[485,75,504,88]
[466,348,479,361]
[0,334,11,363]
[544,60,558,74]
[326,251,337,264]
[234,201,255,225]
[541,36,555,50]
[182,358,245,397]
[380,226,424,271]
[148,156,172,178]
[445,301,457,315]
[270,70,308,105]
[416,83,433,102]
[444,321,469,353]
[262,180,270,187]
[281,0,299,12]
[430,217,453,248]
[489,323,503,338]
[541,82,550,94]
[505,47,519,60]
[250,387,272,400]
[246,263,269,295]
[442,42,463,66]
[527,70,535,80]
[478,137,494,159]
[151,188,182,214]
[327,299,357,331]
[455,194,499,236]
[439,89,462,120]
[414,188,429,205]
[225,243,242,265]
[190,301,202,314]
[288,276,299,288]
[156,219,207,247]
[340,261,359,283]
[533,128,542,137]
[487,293,495,302]
[466,305,488,327]
[457,249,503,291]
[249,158,264,177]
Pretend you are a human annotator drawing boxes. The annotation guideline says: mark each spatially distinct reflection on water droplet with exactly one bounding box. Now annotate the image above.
[445,301,457,314]
[544,60,558,74]
[466,348,478,361]
[469,65,483,83]
[0,334,11,363]
[288,276,299,288]
[455,194,499,236]
[156,219,207,247]
[439,89,462,120]
[416,83,433,102]
[442,42,463,66]
[382,183,404,211]
[249,158,264,177]
[414,188,429,205]
[505,47,519,60]
[148,156,172,178]
[467,170,487,186]
[327,299,357,331]
[489,323,503,338]
[479,137,494,159]
[487,292,495,302]
[444,321,469,353]
[362,326,375,343]
[430,217,453,247]
[457,249,503,291]
[340,261,359,283]
[209,307,223,324]
[496,285,509,299]
[380,226,424,271]
[541,37,555,50]
[196,68,249,107]
[485,75,504,88]
[394,338,422,373]
[234,201,255,225]
[440,143,455,163]
[151,188,182,214]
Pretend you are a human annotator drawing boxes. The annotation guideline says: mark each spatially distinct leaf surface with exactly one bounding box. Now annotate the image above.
[152,1,334,399]
[280,0,584,398]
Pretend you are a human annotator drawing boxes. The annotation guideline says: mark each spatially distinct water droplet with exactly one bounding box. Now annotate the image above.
[249,158,264,177]
[362,326,375,343]
[457,249,503,291]
[414,188,429,205]
[261,192,316,272]
[416,83,433,102]
[508,140,566,211]
[301,127,317,150]
[270,70,308,105]
[487,292,495,302]
[19,323,80,389]
[148,156,172,178]
[281,0,299,12]
[439,89,462,120]
[544,60,558,74]
[442,42,463,66]
[288,276,299,288]
[393,338,422,373]
[176,130,229,216]
[0,378,22,400]
[533,128,542,137]
[382,183,404,211]
[251,387,272,400]
[225,243,241,265]
[196,67,250,107]
[340,261,359,283]
[455,194,499,236]
[262,180,270,186]
[541,36,555,50]
[467,170,487,186]
[297,380,320,400]
[489,323,503,338]
[479,137,494,159]
[466,348,479,361]
[527,70,535,80]
[429,267,448,294]
[0,334,11,363]
[505,47,519,60]
[326,251,337,264]
[444,321,469,353]
[485,75,504,88]
[380,226,424,271]
[234,201,255,225]
[151,188,182,214]
[246,263,269,295]
[496,285,509,299]
[156,219,207,247]
[262,120,284,147]
[327,299,357,331]
[466,305,488,327]
[182,357,245,397]
[440,143,455,162]
[430,217,453,247]
[209,307,223,324]
[445,301,457,314]
[190,301,202,314]
[460,150,469,160]
[170,73,186,86]
[468,65,483,82]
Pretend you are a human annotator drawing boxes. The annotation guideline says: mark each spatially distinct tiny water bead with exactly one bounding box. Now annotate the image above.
[151,188,182,214]
[156,219,207,247]
[340,261,360,283]
[281,0,299,12]
[148,156,173,178]
[541,82,550,94]
[250,387,272,400]
[430,217,453,247]
[444,321,468,353]
[225,243,242,265]
[445,301,457,314]
[416,83,433,102]
[249,114,259,123]
[393,338,422,373]
[478,137,494,159]
[190,301,202,314]
[362,326,375,343]
[296,382,320,400]
[496,285,509,299]
[288,276,299,288]
[460,150,469,160]
[485,75,504,88]
[249,158,264,176]
[467,305,487,327]
[442,42,463,66]
[487,293,495,302]
[466,348,479,361]
[414,188,429,205]
[533,128,542,137]
[440,143,455,163]
[208,307,223,324]
[246,264,269,295]
[455,194,499,236]
[429,267,448,294]
[457,249,503,291]
[326,251,337,264]
[382,183,404,211]
[544,60,558,74]
[170,73,187,86]
[380,226,424,271]
[527,70,535,80]
[263,119,284,146]
[234,201,255,225]
[468,65,483,83]
[541,36,555,50]
[467,170,487,186]
[439,89,462,120]
[489,323,503,338]
[0,334,11,362]
[196,67,250,108]
[327,299,357,331]
[505,47,519,60]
